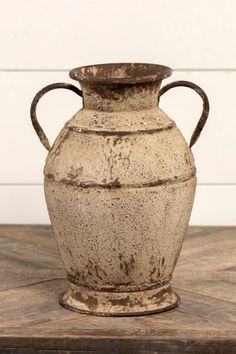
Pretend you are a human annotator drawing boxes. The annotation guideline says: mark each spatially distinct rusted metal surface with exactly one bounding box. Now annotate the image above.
[30,63,209,316]
[67,122,175,135]
[70,63,172,84]
[30,82,82,151]
[60,283,179,316]
[158,80,209,147]
[45,170,196,189]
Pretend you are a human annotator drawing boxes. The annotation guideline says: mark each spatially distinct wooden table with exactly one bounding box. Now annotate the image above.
[0,225,235,353]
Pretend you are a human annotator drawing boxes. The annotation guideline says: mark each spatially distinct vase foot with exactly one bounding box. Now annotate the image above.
[60,282,179,317]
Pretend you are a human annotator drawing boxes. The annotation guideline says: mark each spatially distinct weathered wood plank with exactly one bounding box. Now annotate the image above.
[0,335,235,354]
[0,225,235,353]
[0,225,64,290]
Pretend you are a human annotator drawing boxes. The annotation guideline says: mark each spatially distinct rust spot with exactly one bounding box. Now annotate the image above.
[131,254,135,266]
[150,267,157,276]
[119,254,135,276]
[123,261,130,276]
[149,255,154,266]
[70,63,172,85]
[148,286,172,304]
[67,248,73,257]
[95,265,104,281]
[109,177,121,188]
[74,292,98,310]
[67,272,80,284]
[113,137,122,147]
[109,296,130,307]
[46,173,54,179]
[113,281,132,287]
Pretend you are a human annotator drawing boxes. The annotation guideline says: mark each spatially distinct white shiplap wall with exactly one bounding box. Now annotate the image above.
[0,0,235,225]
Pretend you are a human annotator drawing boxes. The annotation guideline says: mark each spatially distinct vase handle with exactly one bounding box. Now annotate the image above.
[30,83,82,151]
[158,80,209,148]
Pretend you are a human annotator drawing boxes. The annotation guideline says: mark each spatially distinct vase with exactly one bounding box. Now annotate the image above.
[30,63,209,316]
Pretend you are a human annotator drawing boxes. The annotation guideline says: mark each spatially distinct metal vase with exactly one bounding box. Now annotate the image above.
[30,63,209,316]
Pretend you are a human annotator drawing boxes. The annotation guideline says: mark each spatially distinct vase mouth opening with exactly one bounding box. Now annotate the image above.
[70,63,172,85]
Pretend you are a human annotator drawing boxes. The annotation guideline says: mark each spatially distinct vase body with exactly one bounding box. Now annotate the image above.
[31,63,209,316]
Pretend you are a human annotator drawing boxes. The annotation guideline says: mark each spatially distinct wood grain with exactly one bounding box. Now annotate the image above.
[0,225,235,353]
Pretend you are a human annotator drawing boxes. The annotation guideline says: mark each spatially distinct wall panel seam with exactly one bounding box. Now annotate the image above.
[1,69,236,72]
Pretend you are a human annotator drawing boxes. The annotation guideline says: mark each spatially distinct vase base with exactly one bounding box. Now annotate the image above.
[60,282,179,317]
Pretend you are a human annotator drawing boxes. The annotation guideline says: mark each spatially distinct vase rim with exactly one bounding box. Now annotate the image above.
[69,63,172,85]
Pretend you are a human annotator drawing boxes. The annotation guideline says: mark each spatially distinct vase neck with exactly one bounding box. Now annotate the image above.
[80,81,162,112]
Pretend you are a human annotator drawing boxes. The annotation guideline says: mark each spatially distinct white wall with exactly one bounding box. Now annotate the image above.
[0,0,235,225]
